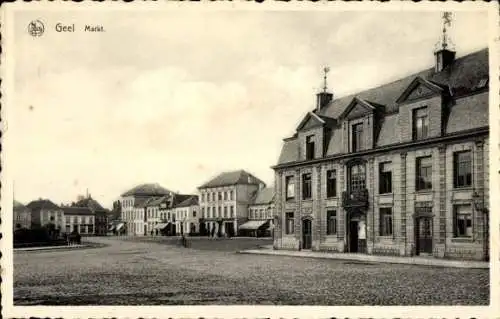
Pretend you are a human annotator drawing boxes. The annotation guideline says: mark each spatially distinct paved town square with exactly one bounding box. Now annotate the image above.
[14,237,488,306]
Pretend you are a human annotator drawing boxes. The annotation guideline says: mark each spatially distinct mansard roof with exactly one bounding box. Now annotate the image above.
[316,48,488,119]
[277,48,489,166]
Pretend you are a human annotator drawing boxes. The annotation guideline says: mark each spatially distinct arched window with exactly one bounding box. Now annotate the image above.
[349,163,366,192]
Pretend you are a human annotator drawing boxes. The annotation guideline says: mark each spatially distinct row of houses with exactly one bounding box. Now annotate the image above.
[117,170,275,237]
[13,194,109,236]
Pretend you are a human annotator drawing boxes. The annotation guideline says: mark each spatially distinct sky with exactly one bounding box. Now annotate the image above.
[8,9,489,209]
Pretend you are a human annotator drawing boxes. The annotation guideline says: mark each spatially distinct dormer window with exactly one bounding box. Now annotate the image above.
[352,123,363,152]
[305,135,315,160]
[413,107,429,140]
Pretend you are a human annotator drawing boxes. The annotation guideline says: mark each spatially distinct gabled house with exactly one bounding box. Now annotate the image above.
[72,194,109,236]
[273,42,489,261]
[120,183,174,236]
[26,199,64,231]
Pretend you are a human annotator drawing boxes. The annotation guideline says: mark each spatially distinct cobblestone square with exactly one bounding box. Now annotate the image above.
[14,237,489,305]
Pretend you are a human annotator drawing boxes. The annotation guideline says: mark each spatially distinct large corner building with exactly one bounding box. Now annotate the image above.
[273,44,489,261]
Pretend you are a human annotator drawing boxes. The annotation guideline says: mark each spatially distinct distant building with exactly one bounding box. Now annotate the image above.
[26,199,64,230]
[72,194,109,236]
[158,193,195,236]
[198,170,265,237]
[61,207,95,235]
[120,183,174,236]
[142,196,164,235]
[13,200,31,230]
[172,195,199,235]
[240,187,275,237]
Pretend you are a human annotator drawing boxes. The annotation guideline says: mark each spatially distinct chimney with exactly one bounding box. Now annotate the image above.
[434,49,456,73]
[316,92,333,112]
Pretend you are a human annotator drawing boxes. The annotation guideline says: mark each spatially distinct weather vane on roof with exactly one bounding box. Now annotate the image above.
[323,66,330,93]
[441,12,453,50]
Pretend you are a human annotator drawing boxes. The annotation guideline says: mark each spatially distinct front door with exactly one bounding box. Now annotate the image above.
[416,217,433,255]
[302,219,312,250]
[226,222,235,237]
[349,220,359,253]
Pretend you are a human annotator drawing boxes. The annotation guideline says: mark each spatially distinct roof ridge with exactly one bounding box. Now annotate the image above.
[329,48,488,103]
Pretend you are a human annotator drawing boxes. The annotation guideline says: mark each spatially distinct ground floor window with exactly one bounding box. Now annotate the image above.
[79,225,86,234]
[285,212,294,234]
[88,224,94,234]
[326,210,337,235]
[454,204,473,238]
[379,207,393,236]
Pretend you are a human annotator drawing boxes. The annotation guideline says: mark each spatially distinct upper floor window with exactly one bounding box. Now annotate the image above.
[352,123,363,152]
[416,156,432,191]
[326,170,337,198]
[193,211,197,218]
[212,193,215,201]
[230,205,234,217]
[223,206,228,218]
[302,173,312,200]
[413,107,429,140]
[379,162,392,194]
[454,151,472,188]
[201,207,205,218]
[224,192,227,200]
[285,176,295,200]
[230,190,234,200]
[349,163,366,192]
[218,192,222,201]
[306,135,315,160]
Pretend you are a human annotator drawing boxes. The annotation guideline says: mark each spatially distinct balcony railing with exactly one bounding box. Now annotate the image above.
[342,188,369,208]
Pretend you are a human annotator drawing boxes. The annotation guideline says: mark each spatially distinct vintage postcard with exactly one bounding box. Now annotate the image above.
[1,1,499,318]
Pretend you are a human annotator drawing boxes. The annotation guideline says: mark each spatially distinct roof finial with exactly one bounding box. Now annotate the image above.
[322,66,330,93]
[441,12,453,50]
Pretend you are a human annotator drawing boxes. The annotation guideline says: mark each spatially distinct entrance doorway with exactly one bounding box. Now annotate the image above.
[302,219,312,250]
[226,222,235,237]
[348,220,359,253]
[415,216,433,255]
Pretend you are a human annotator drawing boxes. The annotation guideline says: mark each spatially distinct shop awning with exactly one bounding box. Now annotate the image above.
[108,225,116,231]
[154,223,170,230]
[239,220,268,230]
[116,223,125,231]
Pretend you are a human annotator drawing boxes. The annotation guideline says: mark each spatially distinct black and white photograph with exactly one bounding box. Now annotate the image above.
[1,2,499,318]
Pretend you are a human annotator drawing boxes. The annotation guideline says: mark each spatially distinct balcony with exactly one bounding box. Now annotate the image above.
[342,188,369,209]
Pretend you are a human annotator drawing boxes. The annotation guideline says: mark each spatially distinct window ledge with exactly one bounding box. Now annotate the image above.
[415,190,433,194]
[325,234,338,237]
[451,237,474,243]
[302,198,313,202]
[452,187,473,192]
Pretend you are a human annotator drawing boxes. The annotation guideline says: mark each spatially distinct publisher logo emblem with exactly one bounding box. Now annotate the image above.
[28,20,45,37]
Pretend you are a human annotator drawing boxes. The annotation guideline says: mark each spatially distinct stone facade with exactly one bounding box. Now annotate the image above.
[273,48,489,261]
